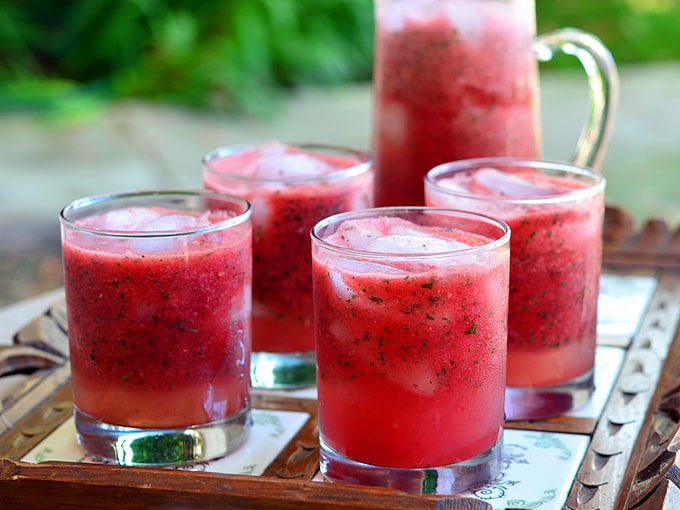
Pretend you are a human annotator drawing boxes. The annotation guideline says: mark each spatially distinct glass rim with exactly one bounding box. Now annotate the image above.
[59,189,252,238]
[202,142,373,184]
[311,206,510,260]
[425,157,606,205]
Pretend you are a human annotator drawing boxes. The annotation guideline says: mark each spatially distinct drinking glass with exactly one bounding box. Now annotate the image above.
[203,142,373,389]
[372,0,618,206]
[312,207,510,493]
[425,158,605,419]
[60,190,252,465]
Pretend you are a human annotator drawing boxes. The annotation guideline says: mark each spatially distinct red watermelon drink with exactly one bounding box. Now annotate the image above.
[60,190,252,465]
[312,208,509,494]
[425,158,605,420]
[372,0,539,206]
[203,142,373,389]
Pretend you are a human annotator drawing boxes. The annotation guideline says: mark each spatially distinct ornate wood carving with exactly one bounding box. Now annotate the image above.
[566,272,680,509]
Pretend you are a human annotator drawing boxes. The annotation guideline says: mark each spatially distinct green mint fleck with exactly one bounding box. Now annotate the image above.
[464,323,477,335]
[421,282,433,289]
[161,291,169,299]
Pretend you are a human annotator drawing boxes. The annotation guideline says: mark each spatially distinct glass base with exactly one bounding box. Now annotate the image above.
[250,350,316,389]
[74,405,251,466]
[505,368,595,421]
[319,430,503,495]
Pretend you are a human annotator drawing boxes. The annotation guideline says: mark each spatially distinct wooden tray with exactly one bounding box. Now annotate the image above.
[2,205,680,509]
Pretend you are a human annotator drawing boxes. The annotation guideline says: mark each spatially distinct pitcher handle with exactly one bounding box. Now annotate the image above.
[534,28,619,170]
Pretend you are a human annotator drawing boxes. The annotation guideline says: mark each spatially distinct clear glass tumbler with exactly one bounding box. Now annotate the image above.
[312,207,509,494]
[425,158,605,420]
[203,142,373,389]
[60,190,252,465]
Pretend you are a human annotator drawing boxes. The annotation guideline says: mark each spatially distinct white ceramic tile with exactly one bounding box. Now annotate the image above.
[23,408,310,476]
[567,345,625,419]
[597,273,656,342]
[465,429,589,510]
[310,429,588,508]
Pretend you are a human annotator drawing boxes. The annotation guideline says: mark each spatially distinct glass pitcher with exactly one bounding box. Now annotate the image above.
[372,0,619,206]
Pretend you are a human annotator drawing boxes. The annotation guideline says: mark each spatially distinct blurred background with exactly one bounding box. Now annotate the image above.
[3,0,679,115]
[1,0,679,306]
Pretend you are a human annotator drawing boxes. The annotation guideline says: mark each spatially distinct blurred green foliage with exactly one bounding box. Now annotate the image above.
[0,0,374,115]
[536,0,680,65]
[0,0,678,116]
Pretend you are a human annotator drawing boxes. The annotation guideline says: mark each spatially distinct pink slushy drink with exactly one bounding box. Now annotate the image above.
[203,142,373,388]
[426,159,605,419]
[61,192,252,432]
[373,0,539,206]
[312,208,509,492]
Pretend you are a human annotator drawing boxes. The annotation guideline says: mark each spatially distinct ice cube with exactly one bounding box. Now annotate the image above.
[324,258,401,301]
[256,144,334,180]
[391,362,439,396]
[332,218,474,256]
[143,212,211,233]
[386,222,424,238]
[366,234,470,255]
[125,237,183,255]
[327,266,354,301]
[433,177,472,195]
[248,193,272,228]
[475,168,555,198]
[400,0,452,27]
[330,257,408,276]
[379,1,407,31]
[94,207,162,232]
[333,222,385,251]
[257,141,288,158]
[86,207,213,234]
[447,1,483,43]
[95,208,212,255]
